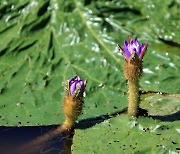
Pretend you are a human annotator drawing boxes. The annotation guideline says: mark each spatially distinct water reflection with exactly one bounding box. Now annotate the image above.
[0,125,73,154]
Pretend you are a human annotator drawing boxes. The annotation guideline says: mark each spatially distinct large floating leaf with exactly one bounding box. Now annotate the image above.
[140,49,180,93]
[0,0,179,126]
[72,115,180,154]
[140,93,180,117]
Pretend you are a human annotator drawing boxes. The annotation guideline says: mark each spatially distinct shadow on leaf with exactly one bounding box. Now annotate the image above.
[151,111,180,122]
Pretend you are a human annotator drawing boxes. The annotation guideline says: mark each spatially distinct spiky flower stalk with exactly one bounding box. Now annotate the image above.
[118,38,147,116]
[17,76,86,153]
[63,76,86,128]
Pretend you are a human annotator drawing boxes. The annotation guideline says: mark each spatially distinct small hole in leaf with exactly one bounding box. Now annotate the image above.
[0,88,5,94]
[43,75,49,80]
[12,72,17,77]
[172,141,177,145]
[95,103,97,108]
[114,106,118,109]
[113,140,119,143]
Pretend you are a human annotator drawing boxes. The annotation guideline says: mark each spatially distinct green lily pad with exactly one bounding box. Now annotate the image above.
[140,93,180,116]
[0,0,179,126]
[72,115,180,154]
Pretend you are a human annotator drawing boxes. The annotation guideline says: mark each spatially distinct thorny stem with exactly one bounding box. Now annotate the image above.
[127,80,139,116]
[17,76,86,153]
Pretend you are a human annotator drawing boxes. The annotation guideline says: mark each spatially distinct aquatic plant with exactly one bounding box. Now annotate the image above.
[118,38,147,116]
[17,76,86,153]
[0,0,179,153]
[63,76,86,128]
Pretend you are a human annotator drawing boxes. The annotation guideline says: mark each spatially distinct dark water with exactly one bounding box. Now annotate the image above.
[0,126,72,154]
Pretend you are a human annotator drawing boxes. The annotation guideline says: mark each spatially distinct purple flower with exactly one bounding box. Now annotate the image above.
[118,38,147,60]
[69,76,85,95]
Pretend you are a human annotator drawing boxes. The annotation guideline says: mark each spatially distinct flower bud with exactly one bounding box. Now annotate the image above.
[118,38,147,81]
[117,38,148,116]
[69,76,85,97]
[118,38,147,61]
[63,76,86,126]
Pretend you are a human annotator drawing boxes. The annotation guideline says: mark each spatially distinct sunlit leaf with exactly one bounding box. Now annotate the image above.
[0,0,179,126]
[72,115,180,154]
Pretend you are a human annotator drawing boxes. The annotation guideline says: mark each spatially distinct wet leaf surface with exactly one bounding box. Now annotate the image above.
[140,93,180,121]
[0,0,179,128]
[72,115,180,154]
[0,0,180,153]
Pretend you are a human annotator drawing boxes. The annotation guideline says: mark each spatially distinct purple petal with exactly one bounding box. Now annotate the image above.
[118,44,128,58]
[127,45,134,54]
[118,38,147,60]
[124,45,131,59]
[69,80,74,87]
[134,38,139,45]
[69,76,85,95]
[70,82,76,95]
[78,80,85,90]
[79,80,84,86]
[124,41,128,47]
[139,44,147,59]
[69,76,77,86]
[136,45,142,56]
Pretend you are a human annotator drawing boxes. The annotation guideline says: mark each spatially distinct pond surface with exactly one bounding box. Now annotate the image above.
[0,126,73,154]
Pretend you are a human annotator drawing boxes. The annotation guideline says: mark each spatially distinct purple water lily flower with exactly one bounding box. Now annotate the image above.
[118,38,147,60]
[69,76,85,95]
